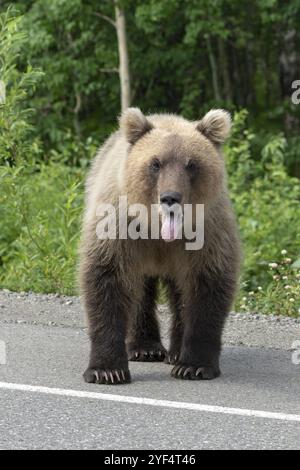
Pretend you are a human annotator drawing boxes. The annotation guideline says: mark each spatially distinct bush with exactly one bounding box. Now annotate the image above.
[0,8,83,295]
[226,111,300,316]
[0,7,43,166]
[0,163,84,294]
[240,254,300,317]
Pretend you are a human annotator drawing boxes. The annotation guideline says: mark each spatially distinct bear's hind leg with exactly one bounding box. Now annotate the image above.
[164,279,183,365]
[127,277,166,362]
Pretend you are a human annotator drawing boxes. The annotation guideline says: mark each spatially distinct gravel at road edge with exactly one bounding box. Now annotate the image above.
[0,289,299,351]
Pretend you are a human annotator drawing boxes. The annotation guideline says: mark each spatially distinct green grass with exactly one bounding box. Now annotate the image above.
[0,163,84,294]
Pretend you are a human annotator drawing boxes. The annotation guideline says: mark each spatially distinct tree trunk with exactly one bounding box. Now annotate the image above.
[217,38,232,103]
[231,45,242,105]
[206,35,221,102]
[245,46,254,107]
[114,1,131,111]
[73,92,82,137]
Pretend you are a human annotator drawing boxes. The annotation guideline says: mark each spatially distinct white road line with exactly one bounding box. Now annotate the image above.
[0,381,299,423]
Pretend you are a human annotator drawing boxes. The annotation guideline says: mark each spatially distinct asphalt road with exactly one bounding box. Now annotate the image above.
[0,290,299,450]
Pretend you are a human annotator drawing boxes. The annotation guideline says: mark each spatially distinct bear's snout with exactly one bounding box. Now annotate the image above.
[160,191,182,207]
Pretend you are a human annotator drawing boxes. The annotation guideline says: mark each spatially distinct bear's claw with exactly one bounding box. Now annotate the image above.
[171,364,220,380]
[164,352,179,365]
[127,342,166,362]
[83,367,131,385]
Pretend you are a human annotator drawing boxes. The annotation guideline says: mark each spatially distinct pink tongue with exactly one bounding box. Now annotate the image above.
[161,214,176,241]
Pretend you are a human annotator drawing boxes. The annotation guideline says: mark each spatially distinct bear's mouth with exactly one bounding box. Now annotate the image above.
[161,210,182,242]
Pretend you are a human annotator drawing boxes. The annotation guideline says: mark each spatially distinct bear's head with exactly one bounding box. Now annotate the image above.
[120,108,231,242]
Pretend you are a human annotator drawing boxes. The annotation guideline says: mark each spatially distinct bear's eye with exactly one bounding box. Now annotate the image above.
[186,160,197,173]
[150,158,161,173]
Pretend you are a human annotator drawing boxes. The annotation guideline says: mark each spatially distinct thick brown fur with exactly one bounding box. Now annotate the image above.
[80,108,240,385]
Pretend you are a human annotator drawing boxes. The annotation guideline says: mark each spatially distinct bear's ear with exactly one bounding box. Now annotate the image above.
[196,109,231,145]
[119,107,153,145]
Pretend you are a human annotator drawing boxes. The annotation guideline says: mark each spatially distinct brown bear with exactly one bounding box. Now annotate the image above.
[80,108,240,385]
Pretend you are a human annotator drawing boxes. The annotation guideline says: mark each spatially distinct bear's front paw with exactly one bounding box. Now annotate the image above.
[83,367,131,385]
[171,364,220,380]
[127,341,166,362]
[164,351,180,365]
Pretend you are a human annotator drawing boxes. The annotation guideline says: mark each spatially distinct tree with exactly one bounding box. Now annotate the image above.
[115,1,131,111]
[96,1,131,112]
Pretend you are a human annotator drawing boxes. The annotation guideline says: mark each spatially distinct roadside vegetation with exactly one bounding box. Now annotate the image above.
[0,5,299,316]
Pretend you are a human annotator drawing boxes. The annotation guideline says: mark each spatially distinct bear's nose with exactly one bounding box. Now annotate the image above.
[160,191,182,206]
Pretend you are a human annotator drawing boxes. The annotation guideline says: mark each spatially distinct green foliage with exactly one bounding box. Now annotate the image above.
[226,111,300,315]
[0,7,43,165]
[0,163,84,294]
[0,5,299,317]
[2,0,299,162]
[0,0,120,152]
[48,132,98,168]
[0,7,84,294]
[239,254,300,317]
